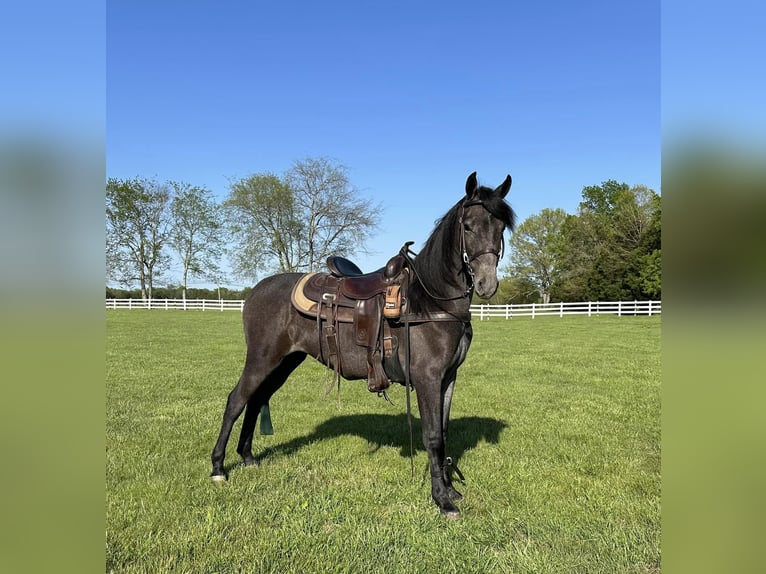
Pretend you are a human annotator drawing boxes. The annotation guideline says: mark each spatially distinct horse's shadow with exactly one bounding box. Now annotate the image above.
[225,414,507,474]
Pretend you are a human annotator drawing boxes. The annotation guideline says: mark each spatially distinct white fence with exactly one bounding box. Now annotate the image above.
[473,300,660,319]
[106,298,245,311]
[105,298,660,318]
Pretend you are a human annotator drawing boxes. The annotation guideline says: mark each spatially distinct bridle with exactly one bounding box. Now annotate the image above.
[458,199,504,292]
[402,199,504,302]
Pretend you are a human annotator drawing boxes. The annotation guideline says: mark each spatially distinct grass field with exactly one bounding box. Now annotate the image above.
[106,311,660,573]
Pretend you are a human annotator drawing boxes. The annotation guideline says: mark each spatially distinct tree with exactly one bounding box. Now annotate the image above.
[106,177,172,299]
[168,182,225,300]
[225,173,303,278]
[477,276,541,305]
[284,157,382,273]
[225,158,381,280]
[556,181,661,301]
[504,208,568,304]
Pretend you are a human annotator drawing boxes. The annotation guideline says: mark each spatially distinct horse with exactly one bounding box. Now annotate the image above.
[210,171,516,517]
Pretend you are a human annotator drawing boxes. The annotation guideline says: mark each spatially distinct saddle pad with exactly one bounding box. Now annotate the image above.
[290,272,355,323]
[291,272,318,316]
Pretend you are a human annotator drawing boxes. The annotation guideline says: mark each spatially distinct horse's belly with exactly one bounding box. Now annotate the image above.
[317,321,369,381]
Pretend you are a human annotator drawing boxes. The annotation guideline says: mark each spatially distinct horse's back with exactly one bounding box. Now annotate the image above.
[241,273,304,341]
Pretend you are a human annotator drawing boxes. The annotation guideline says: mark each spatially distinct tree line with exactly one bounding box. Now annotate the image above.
[106,157,380,299]
[107,160,659,303]
[487,180,661,304]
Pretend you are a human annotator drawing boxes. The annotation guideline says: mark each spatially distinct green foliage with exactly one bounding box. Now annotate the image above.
[169,182,226,296]
[225,158,382,280]
[505,208,568,303]
[107,311,660,573]
[549,181,661,302]
[636,249,662,298]
[478,276,541,305]
[225,173,301,277]
[580,179,631,215]
[106,166,661,302]
[106,285,251,300]
[106,177,172,299]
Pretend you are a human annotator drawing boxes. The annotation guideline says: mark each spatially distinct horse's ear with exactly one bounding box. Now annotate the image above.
[465,171,478,196]
[495,174,512,198]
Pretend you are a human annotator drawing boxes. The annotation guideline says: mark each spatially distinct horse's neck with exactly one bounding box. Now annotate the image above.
[411,245,472,312]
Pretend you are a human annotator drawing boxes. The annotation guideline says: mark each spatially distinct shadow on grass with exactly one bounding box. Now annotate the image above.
[224,414,507,474]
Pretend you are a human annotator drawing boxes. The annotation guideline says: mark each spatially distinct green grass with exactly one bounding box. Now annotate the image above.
[106,311,660,573]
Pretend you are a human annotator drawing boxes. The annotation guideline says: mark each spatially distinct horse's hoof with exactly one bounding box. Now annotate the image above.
[210,474,227,483]
[442,509,462,521]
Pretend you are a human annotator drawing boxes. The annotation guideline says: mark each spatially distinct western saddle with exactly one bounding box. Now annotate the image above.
[291,253,408,393]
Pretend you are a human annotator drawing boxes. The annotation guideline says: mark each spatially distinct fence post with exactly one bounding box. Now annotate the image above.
[618,300,622,317]
[505,304,510,320]
[648,300,653,316]
[532,303,536,319]
[560,301,564,318]
[202,299,206,312]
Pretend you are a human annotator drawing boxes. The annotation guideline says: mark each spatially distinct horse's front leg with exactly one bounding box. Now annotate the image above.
[416,379,460,518]
[442,377,462,502]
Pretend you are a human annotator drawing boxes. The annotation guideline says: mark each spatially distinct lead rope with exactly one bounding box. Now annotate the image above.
[403,274,415,478]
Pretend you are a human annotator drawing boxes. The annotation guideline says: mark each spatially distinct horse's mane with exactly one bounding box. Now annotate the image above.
[409,185,516,312]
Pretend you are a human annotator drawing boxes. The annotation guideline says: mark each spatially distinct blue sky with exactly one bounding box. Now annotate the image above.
[107,1,660,287]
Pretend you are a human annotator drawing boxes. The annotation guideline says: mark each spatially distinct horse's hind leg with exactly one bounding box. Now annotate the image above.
[210,349,294,480]
[235,396,263,466]
[236,352,306,465]
[210,366,259,481]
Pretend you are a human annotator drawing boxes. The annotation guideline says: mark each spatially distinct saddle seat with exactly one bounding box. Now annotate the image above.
[291,254,407,393]
[327,256,364,277]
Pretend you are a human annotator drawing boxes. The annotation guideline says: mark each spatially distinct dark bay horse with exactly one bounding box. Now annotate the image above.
[211,172,516,517]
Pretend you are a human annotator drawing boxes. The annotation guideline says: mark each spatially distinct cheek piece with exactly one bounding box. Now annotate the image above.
[458,201,503,293]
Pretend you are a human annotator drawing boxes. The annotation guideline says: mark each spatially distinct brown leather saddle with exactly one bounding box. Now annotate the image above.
[291,254,407,393]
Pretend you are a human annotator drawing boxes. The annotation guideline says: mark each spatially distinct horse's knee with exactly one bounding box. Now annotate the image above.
[421,426,443,449]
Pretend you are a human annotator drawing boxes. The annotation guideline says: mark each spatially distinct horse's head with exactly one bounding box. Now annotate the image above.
[460,172,516,299]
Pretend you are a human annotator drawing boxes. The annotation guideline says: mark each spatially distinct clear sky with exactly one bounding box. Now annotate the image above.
[107,1,660,288]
